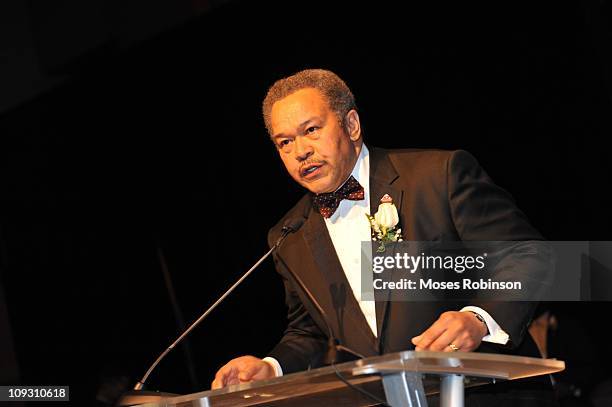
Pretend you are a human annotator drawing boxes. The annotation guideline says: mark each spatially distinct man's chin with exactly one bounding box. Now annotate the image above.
[300,179,338,195]
[303,184,326,195]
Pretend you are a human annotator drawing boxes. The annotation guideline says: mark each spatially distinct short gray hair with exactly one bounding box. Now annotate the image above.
[262,69,357,135]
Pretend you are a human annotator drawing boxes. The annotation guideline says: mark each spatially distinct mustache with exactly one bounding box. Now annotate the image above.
[299,159,325,172]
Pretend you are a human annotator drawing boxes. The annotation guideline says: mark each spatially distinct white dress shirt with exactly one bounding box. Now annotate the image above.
[323,145,378,336]
[264,145,509,377]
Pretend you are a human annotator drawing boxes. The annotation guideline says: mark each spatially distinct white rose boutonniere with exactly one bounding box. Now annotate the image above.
[366,194,403,252]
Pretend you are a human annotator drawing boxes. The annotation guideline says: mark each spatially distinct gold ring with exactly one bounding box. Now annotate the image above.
[449,343,460,352]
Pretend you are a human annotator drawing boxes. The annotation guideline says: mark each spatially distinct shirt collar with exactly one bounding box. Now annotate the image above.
[352,143,369,188]
[331,143,369,192]
[322,144,370,222]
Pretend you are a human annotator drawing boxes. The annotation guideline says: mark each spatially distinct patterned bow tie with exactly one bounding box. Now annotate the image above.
[312,175,365,218]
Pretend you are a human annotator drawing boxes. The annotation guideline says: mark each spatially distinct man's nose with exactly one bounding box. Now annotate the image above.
[294,137,313,161]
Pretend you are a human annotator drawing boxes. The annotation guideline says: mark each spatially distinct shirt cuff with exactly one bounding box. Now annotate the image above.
[262,357,283,377]
[461,306,510,345]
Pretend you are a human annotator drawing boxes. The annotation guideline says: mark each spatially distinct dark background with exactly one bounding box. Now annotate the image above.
[1,1,611,405]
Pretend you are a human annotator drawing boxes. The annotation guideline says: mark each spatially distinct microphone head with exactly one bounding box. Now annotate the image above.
[282,217,305,233]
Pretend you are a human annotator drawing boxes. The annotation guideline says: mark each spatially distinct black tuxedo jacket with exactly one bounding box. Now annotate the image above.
[267,147,548,375]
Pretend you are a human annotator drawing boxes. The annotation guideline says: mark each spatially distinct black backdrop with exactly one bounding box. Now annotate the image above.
[1,1,611,405]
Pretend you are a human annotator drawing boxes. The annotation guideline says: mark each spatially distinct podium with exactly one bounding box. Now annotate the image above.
[122,351,564,407]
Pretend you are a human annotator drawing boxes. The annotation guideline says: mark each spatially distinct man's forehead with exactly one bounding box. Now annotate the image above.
[270,88,329,131]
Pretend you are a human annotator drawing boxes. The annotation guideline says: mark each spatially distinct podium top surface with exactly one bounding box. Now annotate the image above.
[132,351,564,407]
[353,350,565,380]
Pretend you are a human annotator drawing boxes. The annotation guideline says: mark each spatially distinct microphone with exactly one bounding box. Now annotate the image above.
[132,218,300,391]
[281,217,304,235]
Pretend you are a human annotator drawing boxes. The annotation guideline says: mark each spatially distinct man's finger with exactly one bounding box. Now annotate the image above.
[412,319,448,350]
[211,368,229,390]
[212,365,237,389]
[211,369,227,389]
[427,326,460,351]
[238,363,261,382]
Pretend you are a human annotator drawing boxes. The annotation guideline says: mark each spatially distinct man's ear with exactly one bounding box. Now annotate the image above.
[344,109,362,142]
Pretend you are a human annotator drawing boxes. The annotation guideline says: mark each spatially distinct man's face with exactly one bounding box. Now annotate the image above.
[270,88,361,194]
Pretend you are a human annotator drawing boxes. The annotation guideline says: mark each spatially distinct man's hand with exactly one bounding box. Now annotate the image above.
[411,311,488,352]
[211,356,276,389]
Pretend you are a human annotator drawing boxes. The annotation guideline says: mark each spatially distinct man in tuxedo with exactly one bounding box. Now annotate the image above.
[212,69,555,405]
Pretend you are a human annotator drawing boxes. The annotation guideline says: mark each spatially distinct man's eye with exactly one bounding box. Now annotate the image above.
[305,126,318,134]
[279,139,292,147]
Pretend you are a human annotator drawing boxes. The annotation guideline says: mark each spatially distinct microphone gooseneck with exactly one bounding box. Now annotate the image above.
[133,218,301,391]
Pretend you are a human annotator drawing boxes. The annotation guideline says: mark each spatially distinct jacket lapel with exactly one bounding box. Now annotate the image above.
[369,147,404,343]
[286,199,379,357]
